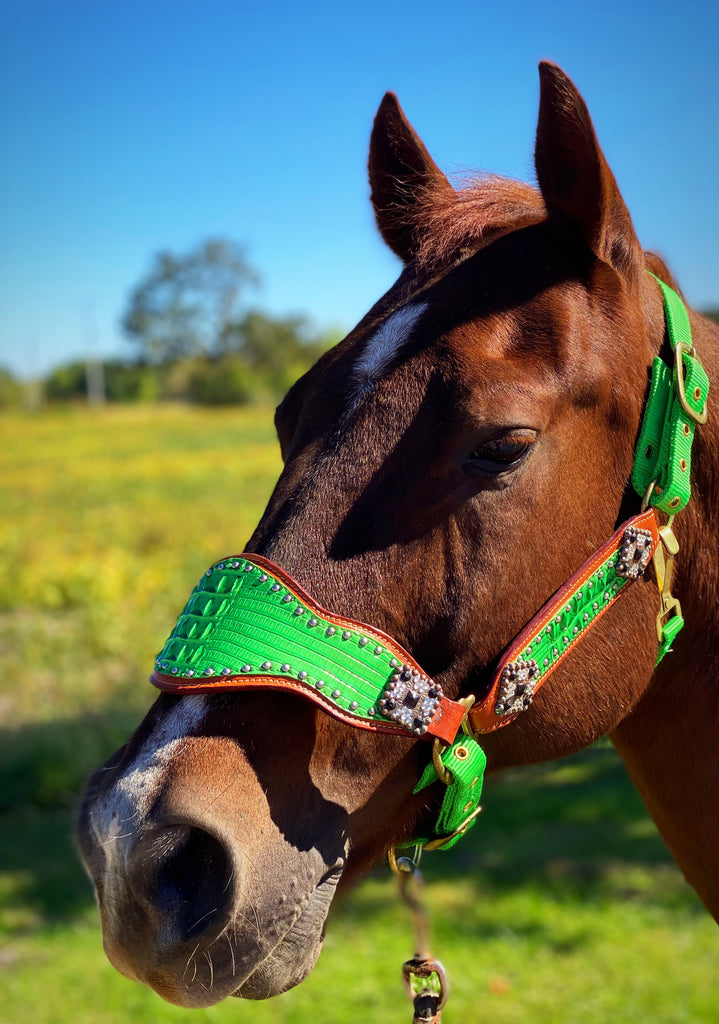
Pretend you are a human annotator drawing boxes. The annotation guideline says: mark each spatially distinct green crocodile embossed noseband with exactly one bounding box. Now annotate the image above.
[151,553,467,744]
[151,553,484,850]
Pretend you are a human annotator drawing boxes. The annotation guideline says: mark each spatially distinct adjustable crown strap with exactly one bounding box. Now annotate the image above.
[632,274,709,514]
[630,274,709,661]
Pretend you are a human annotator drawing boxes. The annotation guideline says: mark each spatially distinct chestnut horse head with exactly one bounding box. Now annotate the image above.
[78,63,719,1007]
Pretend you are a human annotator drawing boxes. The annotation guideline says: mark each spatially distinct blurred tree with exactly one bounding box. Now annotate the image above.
[122,238,259,362]
[45,360,161,402]
[0,368,24,409]
[224,311,335,395]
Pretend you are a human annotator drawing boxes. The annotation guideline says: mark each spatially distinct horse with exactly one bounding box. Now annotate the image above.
[77,62,719,1009]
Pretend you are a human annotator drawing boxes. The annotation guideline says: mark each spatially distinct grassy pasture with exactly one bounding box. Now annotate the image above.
[1,405,716,1023]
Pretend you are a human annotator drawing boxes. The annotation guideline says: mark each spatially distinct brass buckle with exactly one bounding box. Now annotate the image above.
[650,516,682,642]
[657,593,683,642]
[675,340,708,425]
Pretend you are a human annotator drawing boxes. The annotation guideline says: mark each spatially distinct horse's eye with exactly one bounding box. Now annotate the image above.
[467,433,535,475]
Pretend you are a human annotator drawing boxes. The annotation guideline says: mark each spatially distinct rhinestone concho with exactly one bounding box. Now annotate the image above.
[616,526,653,579]
[378,665,443,736]
[495,658,539,717]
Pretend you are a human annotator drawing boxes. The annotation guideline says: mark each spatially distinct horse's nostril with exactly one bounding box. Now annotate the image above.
[126,824,235,943]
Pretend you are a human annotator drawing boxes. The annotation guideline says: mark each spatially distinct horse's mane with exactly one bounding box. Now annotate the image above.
[406,175,547,270]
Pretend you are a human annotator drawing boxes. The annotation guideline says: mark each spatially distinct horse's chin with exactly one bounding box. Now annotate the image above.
[231,864,341,1000]
[129,862,343,1009]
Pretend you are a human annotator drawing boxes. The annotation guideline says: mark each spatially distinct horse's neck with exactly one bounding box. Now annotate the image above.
[611,647,719,918]
[612,313,719,919]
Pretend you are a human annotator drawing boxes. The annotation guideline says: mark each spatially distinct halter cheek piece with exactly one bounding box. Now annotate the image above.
[152,275,708,851]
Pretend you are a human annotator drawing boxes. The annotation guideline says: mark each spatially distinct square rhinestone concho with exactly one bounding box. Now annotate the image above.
[495,659,539,717]
[378,665,443,736]
[616,526,653,579]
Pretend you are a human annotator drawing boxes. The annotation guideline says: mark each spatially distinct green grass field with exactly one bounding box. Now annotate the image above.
[1,405,715,1023]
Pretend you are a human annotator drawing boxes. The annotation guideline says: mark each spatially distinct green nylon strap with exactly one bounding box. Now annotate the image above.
[657,612,684,664]
[631,274,709,664]
[632,275,709,515]
[411,736,487,850]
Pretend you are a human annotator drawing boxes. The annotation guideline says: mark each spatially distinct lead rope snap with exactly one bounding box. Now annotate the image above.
[389,847,449,1023]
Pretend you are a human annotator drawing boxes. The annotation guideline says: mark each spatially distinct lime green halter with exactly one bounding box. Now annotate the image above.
[152,275,708,850]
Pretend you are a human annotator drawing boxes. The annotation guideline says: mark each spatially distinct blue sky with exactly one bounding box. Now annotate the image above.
[2,0,718,378]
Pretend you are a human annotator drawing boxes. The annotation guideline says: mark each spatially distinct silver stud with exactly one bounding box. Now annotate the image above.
[205,667,214,675]
[332,689,341,699]
[259,573,268,582]
[186,669,194,677]
[308,618,318,627]
[342,631,351,640]
[592,602,598,610]
[221,667,232,675]
[588,581,593,589]
[543,658,549,666]
[359,637,368,647]
[577,591,582,600]
[282,594,292,603]
[271,583,280,592]
[326,626,336,636]
[294,607,303,616]
[545,626,551,635]
[604,592,610,600]
[573,626,579,635]
[281,663,290,672]
[298,670,308,680]
[261,661,272,670]
[563,637,569,645]
[244,564,253,572]
[583,613,589,621]
[316,680,325,689]
[565,604,572,613]
[374,646,382,655]
[552,648,559,656]
[598,570,604,579]
[350,701,358,711]
[241,664,251,672]
[205,569,212,576]
[555,616,561,624]
[217,563,225,570]
[171,666,179,674]
[389,658,399,668]
[526,645,532,655]
[368,707,376,715]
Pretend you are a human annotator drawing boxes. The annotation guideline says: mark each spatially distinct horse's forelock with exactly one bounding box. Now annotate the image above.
[400,176,546,271]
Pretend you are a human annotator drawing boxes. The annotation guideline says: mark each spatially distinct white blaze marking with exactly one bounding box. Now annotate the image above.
[90,696,207,859]
[352,302,428,400]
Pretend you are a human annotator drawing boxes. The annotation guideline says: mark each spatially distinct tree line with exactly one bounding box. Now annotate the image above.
[4,239,341,407]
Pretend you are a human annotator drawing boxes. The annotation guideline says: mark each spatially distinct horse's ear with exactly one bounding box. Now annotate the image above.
[535,62,642,284]
[369,92,453,263]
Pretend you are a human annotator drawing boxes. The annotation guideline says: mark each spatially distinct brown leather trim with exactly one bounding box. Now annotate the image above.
[152,669,466,744]
[468,509,660,734]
